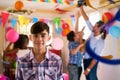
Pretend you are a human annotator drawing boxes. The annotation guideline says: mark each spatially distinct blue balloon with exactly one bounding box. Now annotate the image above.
[86,39,120,65]
[109,26,120,38]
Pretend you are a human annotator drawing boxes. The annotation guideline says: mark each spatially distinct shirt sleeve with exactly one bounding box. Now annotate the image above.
[94,40,104,56]
[57,58,63,80]
[15,60,23,80]
[86,20,93,31]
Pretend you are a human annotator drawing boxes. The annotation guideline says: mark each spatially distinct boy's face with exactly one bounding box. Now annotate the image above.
[30,30,50,49]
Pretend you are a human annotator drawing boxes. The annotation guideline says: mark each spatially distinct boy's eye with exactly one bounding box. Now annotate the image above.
[41,34,45,38]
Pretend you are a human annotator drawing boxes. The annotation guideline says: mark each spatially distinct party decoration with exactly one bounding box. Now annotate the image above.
[40,0,45,2]
[109,26,120,38]
[18,15,25,26]
[61,28,70,36]
[11,19,17,27]
[24,18,29,25]
[102,12,113,23]
[62,23,69,29]
[108,0,115,4]
[56,27,62,34]
[32,17,38,23]
[1,12,10,27]
[14,1,24,10]
[61,22,70,36]
[62,73,69,80]
[6,27,13,33]
[51,37,64,50]
[54,17,62,34]
[0,74,6,80]
[85,0,96,9]
[6,29,19,43]
[39,18,45,22]
[114,9,120,21]
[86,39,120,65]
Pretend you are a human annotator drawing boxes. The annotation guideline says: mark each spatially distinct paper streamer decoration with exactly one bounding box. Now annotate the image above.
[86,39,120,65]
[85,0,96,9]
[32,17,38,23]
[114,9,120,22]
[11,19,17,28]
[1,12,10,27]
[51,37,64,50]
[18,15,25,26]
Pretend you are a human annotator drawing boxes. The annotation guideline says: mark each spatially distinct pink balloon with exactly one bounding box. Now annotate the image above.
[6,27,13,32]
[0,74,6,80]
[62,73,69,80]
[51,38,64,50]
[6,29,19,43]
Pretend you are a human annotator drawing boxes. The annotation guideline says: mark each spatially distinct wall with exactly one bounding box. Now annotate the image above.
[0,26,5,73]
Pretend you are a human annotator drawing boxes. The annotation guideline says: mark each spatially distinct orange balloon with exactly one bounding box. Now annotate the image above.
[14,1,24,10]
[62,28,70,36]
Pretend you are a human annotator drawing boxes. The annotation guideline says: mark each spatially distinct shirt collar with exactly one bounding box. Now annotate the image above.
[95,34,102,40]
[28,48,50,61]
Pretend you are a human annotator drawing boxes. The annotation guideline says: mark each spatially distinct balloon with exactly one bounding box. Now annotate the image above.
[0,74,6,80]
[109,26,120,38]
[6,29,19,43]
[6,27,13,33]
[56,27,62,34]
[14,1,24,10]
[102,12,113,23]
[62,28,70,36]
[62,23,70,29]
[62,73,69,80]
[51,38,64,50]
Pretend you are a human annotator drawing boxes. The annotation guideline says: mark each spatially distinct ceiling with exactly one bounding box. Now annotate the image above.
[0,0,120,18]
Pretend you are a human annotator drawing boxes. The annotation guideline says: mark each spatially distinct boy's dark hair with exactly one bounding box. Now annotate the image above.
[30,22,49,34]
[67,31,75,41]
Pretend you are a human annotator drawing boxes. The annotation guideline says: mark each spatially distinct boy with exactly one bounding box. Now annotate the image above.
[16,22,63,80]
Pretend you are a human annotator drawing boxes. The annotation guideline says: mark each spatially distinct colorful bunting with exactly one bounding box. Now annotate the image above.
[1,12,10,27]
